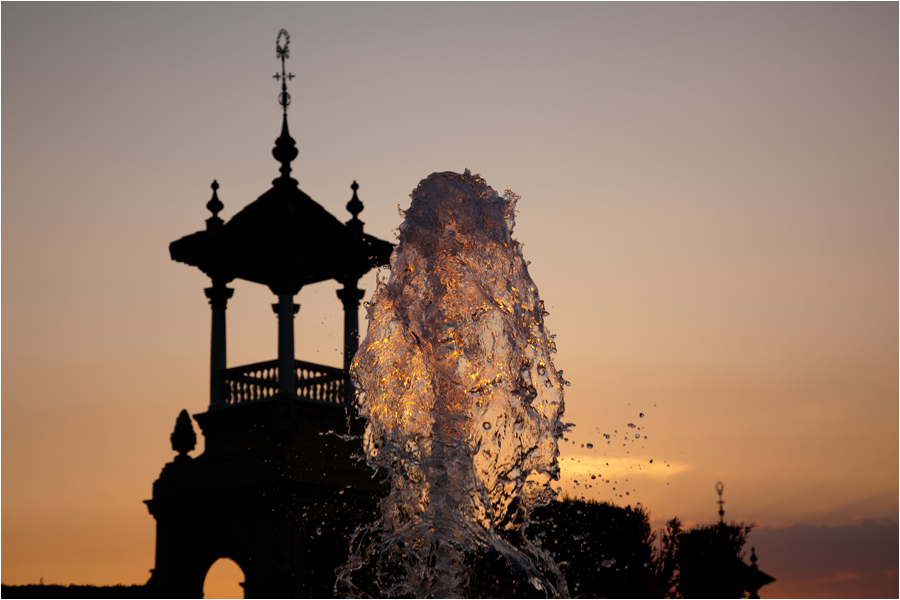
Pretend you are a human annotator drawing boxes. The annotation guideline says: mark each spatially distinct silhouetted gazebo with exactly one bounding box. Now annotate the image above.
[170,113,392,407]
[145,30,392,598]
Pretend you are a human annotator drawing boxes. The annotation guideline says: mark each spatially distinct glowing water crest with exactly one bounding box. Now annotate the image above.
[338,170,568,598]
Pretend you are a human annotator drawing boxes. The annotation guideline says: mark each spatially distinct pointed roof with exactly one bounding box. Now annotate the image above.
[170,117,394,293]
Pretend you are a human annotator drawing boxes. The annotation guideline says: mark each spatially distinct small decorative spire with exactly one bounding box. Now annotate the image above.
[347,181,364,219]
[206,180,223,216]
[206,180,224,230]
[750,547,758,568]
[271,29,298,186]
[716,481,725,523]
[346,180,365,236]
[170,409,196,460]
[272,116,298,186]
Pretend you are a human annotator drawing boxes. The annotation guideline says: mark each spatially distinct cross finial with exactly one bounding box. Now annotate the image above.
[273,29,295,116]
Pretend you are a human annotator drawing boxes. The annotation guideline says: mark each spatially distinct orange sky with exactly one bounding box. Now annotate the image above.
[3,4,897,597]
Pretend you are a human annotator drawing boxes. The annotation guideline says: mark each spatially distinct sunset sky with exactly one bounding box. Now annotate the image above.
[3,3,897,598]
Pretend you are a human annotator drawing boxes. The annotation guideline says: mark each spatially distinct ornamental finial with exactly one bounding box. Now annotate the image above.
[170,409,197,460]
[716,481,725,522]
[206,180,223,217]
[347,181,364,219]
[206,180,224,230]
[273,29,294,117]
[346,180,365,237]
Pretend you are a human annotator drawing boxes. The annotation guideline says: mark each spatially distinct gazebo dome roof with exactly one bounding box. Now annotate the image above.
[169,117,394,293]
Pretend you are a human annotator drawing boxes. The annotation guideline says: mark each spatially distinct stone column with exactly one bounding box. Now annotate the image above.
[336,282,366,373]
[204,283,234,408]
[272,294,299,395]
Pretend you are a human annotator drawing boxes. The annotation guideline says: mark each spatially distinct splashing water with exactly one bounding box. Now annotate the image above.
[337,171,568,598]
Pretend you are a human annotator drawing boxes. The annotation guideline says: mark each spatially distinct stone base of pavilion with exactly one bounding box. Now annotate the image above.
[145,389,384,598]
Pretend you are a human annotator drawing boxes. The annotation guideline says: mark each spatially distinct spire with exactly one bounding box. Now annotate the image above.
[716,481,725,523]
[346,180,365,236]
[272,115,298,186]
[271,30,298,187]
[205,180,224,230]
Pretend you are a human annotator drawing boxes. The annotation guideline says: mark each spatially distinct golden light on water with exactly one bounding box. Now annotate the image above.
[340,171,569,595]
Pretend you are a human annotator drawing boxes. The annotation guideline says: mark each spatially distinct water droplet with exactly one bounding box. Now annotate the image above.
[649,459,653,463]
[316,528,322,535]
[635,433,640,439]
[639,412,644,418]
[482,422,491,430]
[601,559,612,568]
[603,434,610,439]
[586,443,593,449]
[627,423,636,428]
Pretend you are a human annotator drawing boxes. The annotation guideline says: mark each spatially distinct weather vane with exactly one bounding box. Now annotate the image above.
[716,481,725,523]
[273,29,294,116]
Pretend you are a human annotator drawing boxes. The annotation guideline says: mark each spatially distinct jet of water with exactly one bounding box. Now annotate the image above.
[337,170,568,598]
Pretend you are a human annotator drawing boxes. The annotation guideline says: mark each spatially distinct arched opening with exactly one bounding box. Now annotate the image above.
[203,557,245,599]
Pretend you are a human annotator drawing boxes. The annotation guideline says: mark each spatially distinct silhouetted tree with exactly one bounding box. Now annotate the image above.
[673,520,755,598]
[528,497,657,598]
[650,517,682,598]
[526,499,757,599]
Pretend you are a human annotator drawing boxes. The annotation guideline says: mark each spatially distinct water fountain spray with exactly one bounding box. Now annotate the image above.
[337,170,568,597]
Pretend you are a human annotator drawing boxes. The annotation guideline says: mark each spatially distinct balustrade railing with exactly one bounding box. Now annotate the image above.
[222,359,348,405]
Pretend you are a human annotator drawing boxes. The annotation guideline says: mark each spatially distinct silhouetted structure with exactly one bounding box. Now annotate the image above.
[671,483,775,598]
[520,491,775,599]
[145,30,392,598]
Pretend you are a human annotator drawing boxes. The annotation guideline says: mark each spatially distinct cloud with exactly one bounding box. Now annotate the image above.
[553,453,691,505]
[750,520,899,598]
[558,454,689,481]
[820,572,861,583]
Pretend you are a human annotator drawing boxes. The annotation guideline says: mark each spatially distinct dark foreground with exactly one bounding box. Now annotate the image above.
[1,584,150,599]
[2,497,763,598]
